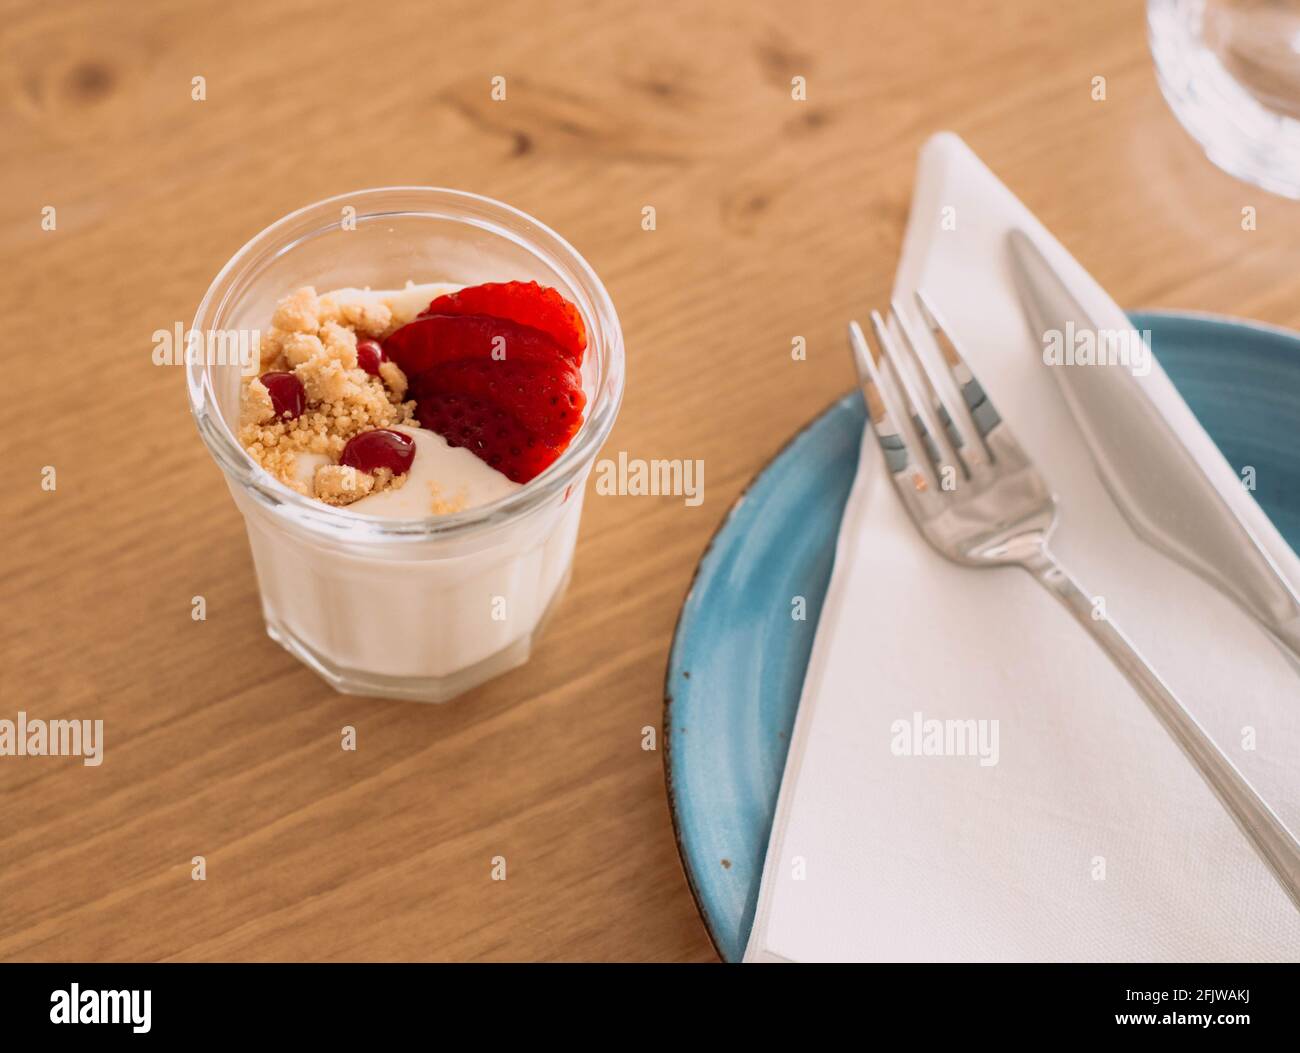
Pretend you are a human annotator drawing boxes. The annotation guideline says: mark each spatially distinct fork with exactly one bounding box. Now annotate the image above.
[848,292,1300,911]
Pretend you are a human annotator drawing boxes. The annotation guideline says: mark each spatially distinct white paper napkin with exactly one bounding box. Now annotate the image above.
[744,133,1300,963]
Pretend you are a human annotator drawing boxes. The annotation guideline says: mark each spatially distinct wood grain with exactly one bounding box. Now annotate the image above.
[2,0,1299,962]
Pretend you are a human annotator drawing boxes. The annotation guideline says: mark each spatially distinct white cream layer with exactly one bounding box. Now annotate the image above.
[348,425,521,517]
[325,281,462,326]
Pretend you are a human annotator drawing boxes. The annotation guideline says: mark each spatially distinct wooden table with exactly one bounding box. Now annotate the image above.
[3,0,1299,962]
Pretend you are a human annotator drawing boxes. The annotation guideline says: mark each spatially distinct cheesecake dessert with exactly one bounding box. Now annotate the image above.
[190,188,623,703]
[238,279,588,515]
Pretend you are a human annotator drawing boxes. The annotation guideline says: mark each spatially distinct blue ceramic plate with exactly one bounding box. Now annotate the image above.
[663,311,1300,963]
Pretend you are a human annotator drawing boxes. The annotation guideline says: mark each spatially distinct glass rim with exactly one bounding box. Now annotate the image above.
[187,186,624,543]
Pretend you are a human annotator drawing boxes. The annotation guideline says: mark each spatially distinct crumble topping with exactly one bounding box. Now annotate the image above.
[333,298,393,337]
[238,285,415,500]
[270,286,321,334]
[378,360,408,399]
[240,377,275,427]
[312,464,406,507]
[314,464,375,504]
[428,481,469,516]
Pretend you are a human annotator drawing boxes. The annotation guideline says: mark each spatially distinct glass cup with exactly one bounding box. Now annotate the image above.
[187,188,624,702]
[1149,0,1300,197]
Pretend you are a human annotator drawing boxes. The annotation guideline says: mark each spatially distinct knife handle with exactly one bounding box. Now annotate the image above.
[1027,552,1300,912]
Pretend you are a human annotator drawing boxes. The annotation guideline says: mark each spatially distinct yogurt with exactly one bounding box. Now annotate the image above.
[234,281,587,702]
[349,425,521,518]
[324,280,460,326]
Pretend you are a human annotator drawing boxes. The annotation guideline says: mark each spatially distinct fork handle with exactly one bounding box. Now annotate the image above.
[1027,553,1300,911]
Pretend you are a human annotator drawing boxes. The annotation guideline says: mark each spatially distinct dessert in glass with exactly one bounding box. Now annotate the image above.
[187,188,624,702]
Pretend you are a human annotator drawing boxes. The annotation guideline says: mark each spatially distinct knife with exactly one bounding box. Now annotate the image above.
[1007,228,1300,667]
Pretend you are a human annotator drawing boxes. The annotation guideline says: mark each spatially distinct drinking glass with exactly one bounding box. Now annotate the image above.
[1149,0,1300,197]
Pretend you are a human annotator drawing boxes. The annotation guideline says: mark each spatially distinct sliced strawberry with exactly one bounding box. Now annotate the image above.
[416,392,560,484]
[419,281,586,363]
[410,357,584,448]
[384,300,588,484]
[383,313,571,378]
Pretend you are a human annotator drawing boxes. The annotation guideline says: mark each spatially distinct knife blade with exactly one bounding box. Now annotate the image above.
[1006,228,1300,666]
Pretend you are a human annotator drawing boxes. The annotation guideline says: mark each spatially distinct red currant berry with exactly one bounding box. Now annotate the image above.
[260,371,306,419]
[340,428,416,475]
[356,339,385,376]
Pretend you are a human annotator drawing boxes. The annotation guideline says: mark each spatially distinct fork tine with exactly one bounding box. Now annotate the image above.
[913,290,1002,452]
[890,298,974,480]
[914,289,1042,478]
[863,305,946,480]
[869,309,951,488]
[847,320,934,500]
